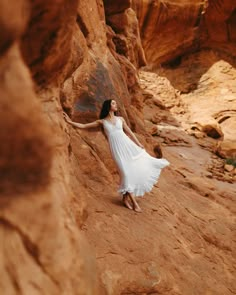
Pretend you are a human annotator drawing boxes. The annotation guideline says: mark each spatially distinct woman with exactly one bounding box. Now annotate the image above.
[63,99,169,212]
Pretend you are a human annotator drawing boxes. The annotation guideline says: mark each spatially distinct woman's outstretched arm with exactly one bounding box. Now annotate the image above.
[120,117,144,148]
[63,112,102,129]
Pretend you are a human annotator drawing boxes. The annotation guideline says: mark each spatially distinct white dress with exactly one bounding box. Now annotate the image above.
[103,117,170,197]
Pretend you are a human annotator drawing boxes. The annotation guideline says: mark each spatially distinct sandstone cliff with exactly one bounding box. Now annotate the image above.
[0,0,235,294]
[132,0,236,64]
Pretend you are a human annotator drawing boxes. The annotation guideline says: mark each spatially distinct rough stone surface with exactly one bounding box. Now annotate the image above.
[157,50,236,159]
[0,0,235,294]
[132,0,236,65]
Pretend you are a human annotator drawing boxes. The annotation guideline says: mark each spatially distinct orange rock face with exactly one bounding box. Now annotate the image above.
[0,0,235,294]
[0,0,146,293]
[203,0,236,43]
[0,45,52,196]
[132,0,236,65]
[132,0,207,64]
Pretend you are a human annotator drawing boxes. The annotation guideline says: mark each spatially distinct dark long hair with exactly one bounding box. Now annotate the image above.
[99,99,117,119]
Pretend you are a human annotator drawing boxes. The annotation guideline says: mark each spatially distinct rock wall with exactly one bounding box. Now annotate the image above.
[203,0,236,43]
[0,0,235,294]
[132,0,236,65]
[0,0,148,293]
[0,1,101,294]
[132,0,236,158]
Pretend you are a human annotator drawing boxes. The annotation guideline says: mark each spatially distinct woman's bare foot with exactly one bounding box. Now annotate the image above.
[133,204,142,212]
[122,194,133,210]
[127,193,142,213]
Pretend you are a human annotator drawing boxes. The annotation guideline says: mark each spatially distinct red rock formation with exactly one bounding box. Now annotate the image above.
[0,0,235,294]
[203,0,236,43]
[0,1,100,294]
[132,0,236,65]
[132,0,236,159]
[132,0,207,65]
[21,0,79,86]
[0,0,147,293]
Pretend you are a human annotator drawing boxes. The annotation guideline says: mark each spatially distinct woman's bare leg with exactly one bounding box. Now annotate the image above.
[122,193,133,210]
[127,192,142,212]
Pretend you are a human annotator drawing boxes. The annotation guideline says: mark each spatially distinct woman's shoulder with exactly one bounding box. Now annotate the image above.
[91,119,103,126]
[117,116,125,122]
[94,119,103,126]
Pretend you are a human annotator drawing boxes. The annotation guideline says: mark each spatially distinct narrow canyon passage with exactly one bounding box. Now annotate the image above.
[83,55,236,294]
[0,0,235,294]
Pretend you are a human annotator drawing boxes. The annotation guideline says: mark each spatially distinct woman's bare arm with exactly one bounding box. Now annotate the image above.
[63,112,102,129]
[120,117,144,148]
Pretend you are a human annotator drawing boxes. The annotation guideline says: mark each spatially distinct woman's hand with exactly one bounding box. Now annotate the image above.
[62,112,101,129]
[121,117,145,149]
[63,112,72,123]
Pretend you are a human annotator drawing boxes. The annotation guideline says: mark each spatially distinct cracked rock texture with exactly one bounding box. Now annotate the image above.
[0,0,235,294]
[133,0,236,65]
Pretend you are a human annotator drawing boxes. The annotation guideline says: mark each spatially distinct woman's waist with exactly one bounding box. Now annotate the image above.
[106,129,124,137]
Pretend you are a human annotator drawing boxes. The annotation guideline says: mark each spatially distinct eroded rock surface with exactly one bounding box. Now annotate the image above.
[0,0,235,294]
[132,0,236,65]
[157,49,236,160]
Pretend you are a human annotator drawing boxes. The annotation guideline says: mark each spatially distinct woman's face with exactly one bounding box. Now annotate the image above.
[110,100,118,112]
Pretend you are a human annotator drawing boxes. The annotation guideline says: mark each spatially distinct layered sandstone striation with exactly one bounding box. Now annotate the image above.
[0,0,147,293]
[0,1,99,294]
[132,0,236,65]
[133,0,236,160]
[157,50,236,160]
[0,0,235,295]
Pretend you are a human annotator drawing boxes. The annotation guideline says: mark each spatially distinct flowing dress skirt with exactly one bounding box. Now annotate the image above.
[103,117,169,197]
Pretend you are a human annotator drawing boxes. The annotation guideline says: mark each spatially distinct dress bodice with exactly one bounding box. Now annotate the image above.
[102,117,123,137]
